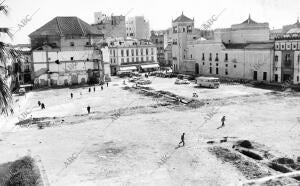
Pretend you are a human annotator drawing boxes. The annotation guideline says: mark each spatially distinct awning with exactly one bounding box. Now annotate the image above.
[119,66,137,71]
[140,64,159,69]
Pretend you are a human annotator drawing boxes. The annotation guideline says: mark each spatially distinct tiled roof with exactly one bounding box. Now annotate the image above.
[224,42,274,49]
[173,13,193,23]
[29,16,102,37]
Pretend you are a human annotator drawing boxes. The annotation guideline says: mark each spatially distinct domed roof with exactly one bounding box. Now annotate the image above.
[173,12,193,23]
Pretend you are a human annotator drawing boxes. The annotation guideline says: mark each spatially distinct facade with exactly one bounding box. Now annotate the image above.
[13,44,33,85]
[150,30,165,66]
[126,16,150,40]
[274,20,300,84]
[107,38,158,75]
[29,16,110,87]
[92,12,126,39]
[173,14,276,82]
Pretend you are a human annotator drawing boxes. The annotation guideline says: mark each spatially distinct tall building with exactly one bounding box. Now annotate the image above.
[171,12,195,72]
[150,30,165,66]
[29,16,111,87]
[92,12,126,39]
[126,16,150,40]
[274,19,300,84]
[107,38,158,75]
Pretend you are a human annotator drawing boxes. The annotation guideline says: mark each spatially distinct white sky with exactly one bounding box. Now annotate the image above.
[1,0,300,44]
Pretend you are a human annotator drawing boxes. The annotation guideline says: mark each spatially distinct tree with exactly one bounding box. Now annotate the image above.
[0,2,19,115]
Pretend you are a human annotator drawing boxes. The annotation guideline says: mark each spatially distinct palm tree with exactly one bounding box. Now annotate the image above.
[0,2,18,115]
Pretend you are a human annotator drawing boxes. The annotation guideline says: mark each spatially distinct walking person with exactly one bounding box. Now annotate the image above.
[87,105,91,114]
[106,82,108,87]
[70,93,73,99]
[38,101,41,107]
[89,88,91,93]
[178,133,185,147]
[41,103,45,109]
[221,116,226,127]
[101,86,103,90]
[93,87,95,92]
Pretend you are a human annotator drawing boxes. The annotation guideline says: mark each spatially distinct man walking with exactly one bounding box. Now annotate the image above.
[70,93,73,99]
[41,103,45,109]
[89,88,91,93]
[87,105,91,114]
[106,82,108,87]
[221,116,226,127]
[101,86,103,90]
[178,133,185,147]
[93,87,95,92]
[38,101,41,107]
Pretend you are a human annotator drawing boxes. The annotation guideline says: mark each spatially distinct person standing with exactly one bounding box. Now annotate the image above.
[106,82,108,87]
[89,88,91,93]
[41,103,45,109]
[87,105,91,114]
[178,133,185,147]
[101,86,103,90]
[70,93,73,99]
[38,101,41,107]
[93,87,95,92]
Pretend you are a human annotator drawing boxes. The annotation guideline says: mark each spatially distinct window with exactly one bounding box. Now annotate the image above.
[209,67,212,74]
[216,63,219,66]
[297,76,299,82]
[184,55,186,59]
[131,49,134,56]
[275,55,278,62]
[215,53,219,61]
[136,57,139,62]
[209,53,212,61]
[141,57,144,62]
[298,55,300,62]
[234,64,237,68]
[216,68,219,75]
[210,63,212,66]
[225,64,228,67]
[173,26,178,33]
[263,72,267,81]
[121,50,124,57]
[202,53,205,60]
[183,27,185,32]
[126,50,129,56]
[121,58,124,63]
[113,50,116,57]
[86,42,91,46]
[151,56,154,61]
[141,49,143,55]
[151,48,154,55]
[202,62,205,65]
[146,56,149,61]
[114,58,116,63]
[110,58,113,63]
[146,48,148,55]
[70,42,74,46]
[127,58,129,63]
[225,53,228,61]
[132,57,134,62]
[191,54,193,59]
[70,57,74,61]
[225,69,228,75]
[136,49,139,56]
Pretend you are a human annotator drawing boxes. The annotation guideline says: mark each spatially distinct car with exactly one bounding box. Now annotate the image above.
[175,79,190,85]
[128,77,141,82]
[136,79,152,85]
[177,74,195,80]
[165,72,178,78]
[117,71,133,78]
[18,88,26,95]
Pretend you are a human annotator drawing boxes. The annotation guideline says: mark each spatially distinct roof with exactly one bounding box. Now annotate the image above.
[241,14,257,24]
[173,12,193,23]
[29,16,102,37]
[287,28,300,34]
[224,42,274,49]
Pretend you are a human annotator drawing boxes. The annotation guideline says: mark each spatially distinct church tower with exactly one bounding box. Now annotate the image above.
[171,12,194,72]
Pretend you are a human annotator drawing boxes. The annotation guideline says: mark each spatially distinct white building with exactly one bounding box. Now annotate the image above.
[29,16,110,86]
[126,16,150,40]
[107,37,158,75]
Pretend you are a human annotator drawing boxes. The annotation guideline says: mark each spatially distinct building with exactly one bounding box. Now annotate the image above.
[171,12,195,72]
[176,15,275,82]
[150,30,165,66]
[126,16,150,40]
[92,12,126,39]
[29,16,111,87]
[274,19,300,84]
[13,44,33,85]
[107,37,158,75]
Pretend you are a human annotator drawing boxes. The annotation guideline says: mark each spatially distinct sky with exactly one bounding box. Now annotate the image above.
[1,0,300,44]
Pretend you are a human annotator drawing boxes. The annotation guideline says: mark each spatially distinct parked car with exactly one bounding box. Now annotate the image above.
[175,79,190,85]
[132,72,141,77]
[177,74,195,80]
[155,71,166,77]
[128,77,141,82]
[165,72,178,78]
[117,71,133,78]
[136,79,152,85]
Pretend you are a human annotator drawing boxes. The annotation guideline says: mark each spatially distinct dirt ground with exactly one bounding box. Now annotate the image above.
[0,76,300,185]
